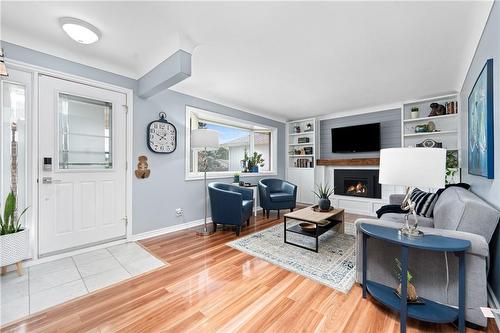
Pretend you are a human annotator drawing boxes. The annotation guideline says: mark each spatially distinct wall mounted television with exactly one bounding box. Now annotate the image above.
[331,123,381,153]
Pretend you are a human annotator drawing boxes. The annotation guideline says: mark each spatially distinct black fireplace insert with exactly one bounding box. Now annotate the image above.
[334,169,381,199]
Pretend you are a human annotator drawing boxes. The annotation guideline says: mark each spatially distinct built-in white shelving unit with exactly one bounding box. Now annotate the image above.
[401,93,461,183]
[286,118,316,204]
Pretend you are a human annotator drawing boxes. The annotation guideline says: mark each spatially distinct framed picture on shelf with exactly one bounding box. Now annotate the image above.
[468,58,494,179]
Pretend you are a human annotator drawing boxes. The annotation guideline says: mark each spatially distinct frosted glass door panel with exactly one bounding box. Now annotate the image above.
[58,93,112,169]
[1,82,27,213]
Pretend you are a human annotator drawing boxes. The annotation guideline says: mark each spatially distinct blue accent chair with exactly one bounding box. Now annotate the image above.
[258,178,297,218]
[208,182,254,236]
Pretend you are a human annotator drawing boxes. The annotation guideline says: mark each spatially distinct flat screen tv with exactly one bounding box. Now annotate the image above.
[331,123,381,153]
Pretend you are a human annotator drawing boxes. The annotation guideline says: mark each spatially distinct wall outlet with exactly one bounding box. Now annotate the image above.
[175,208,183,217]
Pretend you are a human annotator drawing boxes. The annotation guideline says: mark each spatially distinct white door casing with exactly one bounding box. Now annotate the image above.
[38,75,127,256]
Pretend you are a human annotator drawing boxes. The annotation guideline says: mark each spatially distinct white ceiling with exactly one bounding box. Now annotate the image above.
[1,1,492,121]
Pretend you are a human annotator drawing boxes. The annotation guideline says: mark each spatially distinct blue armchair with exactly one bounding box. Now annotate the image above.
[208,182,254,236]
[258,178,297,218]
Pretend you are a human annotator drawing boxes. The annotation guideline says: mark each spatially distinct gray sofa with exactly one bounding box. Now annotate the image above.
[355,186,500,327]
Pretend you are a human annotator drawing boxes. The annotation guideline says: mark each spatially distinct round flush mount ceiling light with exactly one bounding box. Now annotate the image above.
[60,17,101,44]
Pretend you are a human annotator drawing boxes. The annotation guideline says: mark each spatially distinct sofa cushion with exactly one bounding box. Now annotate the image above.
[269,192,293,202]
[433,187,500,243]
[410,188,440,218]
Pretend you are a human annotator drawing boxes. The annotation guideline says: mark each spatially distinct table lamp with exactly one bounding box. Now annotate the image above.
[379,148,446,237]
[191,128,219,236]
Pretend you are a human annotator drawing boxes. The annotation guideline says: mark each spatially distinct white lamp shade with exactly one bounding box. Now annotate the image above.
[191,129,219,150]
[379,148,446,189]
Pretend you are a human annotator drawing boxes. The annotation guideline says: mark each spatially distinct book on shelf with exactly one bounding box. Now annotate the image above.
[294,158,313,168]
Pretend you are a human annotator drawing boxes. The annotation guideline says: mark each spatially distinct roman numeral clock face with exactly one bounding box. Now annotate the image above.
[147,114,177,154]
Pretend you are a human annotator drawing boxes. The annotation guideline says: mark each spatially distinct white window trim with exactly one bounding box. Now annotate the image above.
[185,106,278,181]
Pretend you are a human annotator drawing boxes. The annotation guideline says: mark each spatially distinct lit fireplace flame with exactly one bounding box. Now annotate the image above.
[346,182,368,195]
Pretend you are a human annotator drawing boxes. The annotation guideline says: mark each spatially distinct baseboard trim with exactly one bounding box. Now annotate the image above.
[130,218,210,241]
[488,284,500,329]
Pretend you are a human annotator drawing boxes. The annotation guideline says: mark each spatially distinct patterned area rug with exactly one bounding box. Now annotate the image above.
[227,221,356,293]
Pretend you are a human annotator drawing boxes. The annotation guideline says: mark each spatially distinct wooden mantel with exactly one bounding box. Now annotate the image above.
[316,158,380,166]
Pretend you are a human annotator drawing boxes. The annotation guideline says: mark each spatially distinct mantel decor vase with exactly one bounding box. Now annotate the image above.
[318,198,331,211]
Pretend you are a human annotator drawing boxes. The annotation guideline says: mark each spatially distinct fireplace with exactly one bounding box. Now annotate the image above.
[334,169,381,199]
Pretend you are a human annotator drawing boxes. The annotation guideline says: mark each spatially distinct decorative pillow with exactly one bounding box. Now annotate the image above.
[410,188,440,218]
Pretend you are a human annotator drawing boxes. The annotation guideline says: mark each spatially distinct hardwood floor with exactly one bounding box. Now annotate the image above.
[2,211,498,332]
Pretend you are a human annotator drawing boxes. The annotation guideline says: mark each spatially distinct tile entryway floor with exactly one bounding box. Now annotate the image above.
[1,242,167,325]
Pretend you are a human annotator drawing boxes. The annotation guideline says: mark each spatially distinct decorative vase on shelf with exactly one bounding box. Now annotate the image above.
[250,165,259,173]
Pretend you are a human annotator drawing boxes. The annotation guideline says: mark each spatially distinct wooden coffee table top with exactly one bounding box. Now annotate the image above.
[284,206,344,224]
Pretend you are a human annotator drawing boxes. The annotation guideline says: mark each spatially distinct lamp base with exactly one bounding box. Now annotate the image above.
[196,225,215,236]
[399,227,424,238]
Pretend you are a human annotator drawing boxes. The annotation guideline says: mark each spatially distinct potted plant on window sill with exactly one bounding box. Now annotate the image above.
[242,150,265,173]
[0,192,29,276]
[249,152,265,173]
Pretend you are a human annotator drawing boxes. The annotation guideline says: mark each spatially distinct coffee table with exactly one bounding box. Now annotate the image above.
[283,206,345,253]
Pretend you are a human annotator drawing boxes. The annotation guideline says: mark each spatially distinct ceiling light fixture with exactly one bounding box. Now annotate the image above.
[0,48,8,77]
[60,17,101,44]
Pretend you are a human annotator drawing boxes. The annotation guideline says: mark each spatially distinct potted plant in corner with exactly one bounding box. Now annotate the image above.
[313,183,335,211]
[0,192,29,276]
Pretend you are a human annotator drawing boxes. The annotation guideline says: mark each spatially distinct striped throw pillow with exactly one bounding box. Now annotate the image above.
[410,188,440,218]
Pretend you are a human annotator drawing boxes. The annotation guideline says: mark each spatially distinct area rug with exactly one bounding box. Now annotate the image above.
[227,221,356,293]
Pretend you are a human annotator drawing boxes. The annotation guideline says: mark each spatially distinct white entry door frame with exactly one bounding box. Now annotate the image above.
[4,59,134,261]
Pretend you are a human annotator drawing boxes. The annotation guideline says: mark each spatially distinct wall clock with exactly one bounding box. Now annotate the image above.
[147,112,177,154]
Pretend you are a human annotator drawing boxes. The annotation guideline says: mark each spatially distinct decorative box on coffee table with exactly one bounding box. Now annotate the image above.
[283,206,344,253]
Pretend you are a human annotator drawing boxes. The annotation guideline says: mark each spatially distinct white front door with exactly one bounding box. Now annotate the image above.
[38,75,127,256]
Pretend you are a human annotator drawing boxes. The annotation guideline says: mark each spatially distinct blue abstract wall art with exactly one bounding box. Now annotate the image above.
[468,58,494,179]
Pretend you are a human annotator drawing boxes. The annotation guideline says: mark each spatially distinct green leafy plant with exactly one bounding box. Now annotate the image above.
[313,183,335,199]
[445,151,459,185]
[0,192,29,235]
[411,107,419,112]
[251,152,264,168]
[446,150,458,169]
[393,258,413,283]
[243,150,265,168]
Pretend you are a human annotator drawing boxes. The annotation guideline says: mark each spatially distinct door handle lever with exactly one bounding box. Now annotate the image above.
[42,177,62,184]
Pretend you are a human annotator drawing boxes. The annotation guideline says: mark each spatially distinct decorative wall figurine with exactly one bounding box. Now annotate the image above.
[135,155,151,179]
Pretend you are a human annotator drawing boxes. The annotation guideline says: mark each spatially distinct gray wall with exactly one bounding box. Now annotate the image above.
[133,90,285,234]
[319,108,401,159]
[459,2,500,302]
[2,41,285,236]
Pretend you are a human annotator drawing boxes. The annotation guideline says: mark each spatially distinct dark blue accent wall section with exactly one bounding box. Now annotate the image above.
[459,2,500,304]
